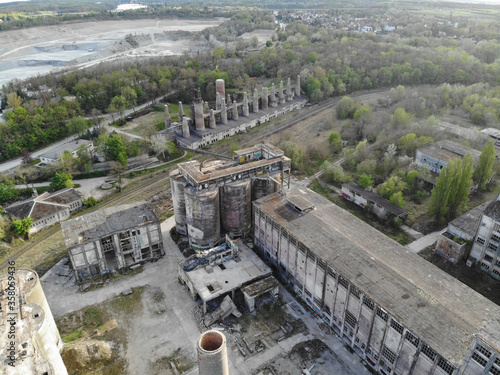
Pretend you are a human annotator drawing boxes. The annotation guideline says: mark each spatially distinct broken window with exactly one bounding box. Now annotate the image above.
[437,358,455,375]
[390,319,404,335]
[405,331,420,348]
[363,297,374,310]
[421,344,437,361]
[382,346,396,364]
[477,237,486,245]
[376,307,388,322]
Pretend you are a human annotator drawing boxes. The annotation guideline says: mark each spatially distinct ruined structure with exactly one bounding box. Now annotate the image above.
[253,188,500,375]
[61,203,164,282]
[469,195,500,280]
[197,330,229,375]
[168,76,305,149]
[0,269,68,375]
[170,144,290,249]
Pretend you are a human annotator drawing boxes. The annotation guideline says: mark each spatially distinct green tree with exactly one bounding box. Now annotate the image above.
[336,96,359,119]
[0,181,19,203]
[229,143,241,157]
[328,131,343,154]
[66,116,88,137]
[379,176,406,199]
[428,154,474,223]
[390,191,405,207]
[281,141,303,170]
[325,165,349,185]
[84,196,97,208]
[12,217,33,237]
[307,51,318,64]
[213,46,225,61]
[391,108,414,127]
[50,172,74,190]
[473,140,495,190]
[109,95,127,123]
[106,135,128,167]
[358,173,374,189]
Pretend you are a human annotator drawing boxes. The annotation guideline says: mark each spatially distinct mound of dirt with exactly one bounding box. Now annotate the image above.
[61,339,113,373]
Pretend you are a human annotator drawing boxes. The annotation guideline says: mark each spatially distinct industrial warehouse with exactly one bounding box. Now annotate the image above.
[252,187,500,375]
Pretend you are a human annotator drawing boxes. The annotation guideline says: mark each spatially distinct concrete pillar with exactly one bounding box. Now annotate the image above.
[209,109,216,129]
[242,92,249,117]
[232,100,239,121]
[227,94,231,108]
[221,98,228,125]
[261,87,268,109]
[198,330,229,375]
[216,79,225,103]
[182,117,190,138]
[253,88,259,113]
[270,83,277,107]
[164,104,171,127]
[216,92,221,110]
[179,101,184,120]
[244,293,255,312]
[286,78,292,100]
[193,89,205,131]
[296,75,301,97]
[279,81,285,104]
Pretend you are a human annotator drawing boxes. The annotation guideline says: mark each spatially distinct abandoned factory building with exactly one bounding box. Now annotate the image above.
[61,202,164,282]
[252,188,500,375]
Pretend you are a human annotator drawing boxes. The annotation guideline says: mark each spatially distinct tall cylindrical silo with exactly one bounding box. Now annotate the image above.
[220,180,251,237]
[185,186,220,250]
[251,176,276,201]
[197,330,229,375]
[170,170,188,235]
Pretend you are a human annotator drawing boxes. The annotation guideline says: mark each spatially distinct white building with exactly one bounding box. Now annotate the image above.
[39,140,93,165]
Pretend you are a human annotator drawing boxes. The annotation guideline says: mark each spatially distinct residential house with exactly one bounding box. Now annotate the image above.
[39,140,93,165]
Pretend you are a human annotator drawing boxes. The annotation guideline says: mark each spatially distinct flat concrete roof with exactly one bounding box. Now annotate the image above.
[177,156,290,185]
[39,139,92,160]
[254,188,500,367]
[183,239,271,303]
[448,201,489,239]
[417,140,481,164]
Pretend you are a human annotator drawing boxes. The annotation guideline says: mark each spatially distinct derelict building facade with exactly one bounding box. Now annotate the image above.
[252,189,500,375]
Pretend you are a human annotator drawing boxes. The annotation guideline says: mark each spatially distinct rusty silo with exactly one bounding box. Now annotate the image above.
[185,186,220,250]
[251,175,276,201]
[197,330,229,375]
[220,180,251,237]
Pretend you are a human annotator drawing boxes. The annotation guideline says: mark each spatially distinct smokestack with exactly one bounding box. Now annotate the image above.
[193,89,205,131]
[242,92,249,117]
[182,117,190,138]
[296,75,301,97]
[179,101,185,120]
[253,89,259,113]
[164,104,171,127]
[261,87,268,109]
[209,109,216,129]
[216,92,221,110]
[279,81,285,104]
[221,98,228,125]
[270,83,277,107]
[287,78,292,100]
[216,79,225,103]
[197,330,229,375]
[232,99,239,121]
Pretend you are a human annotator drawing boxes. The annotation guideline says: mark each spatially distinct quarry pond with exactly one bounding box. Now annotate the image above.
[0,17,226,87]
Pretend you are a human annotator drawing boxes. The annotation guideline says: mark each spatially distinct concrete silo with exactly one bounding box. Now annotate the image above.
[170,169,188,235]
[197,330,229,375]
[185,186,221,250]
[251,175,277,201]
[220,180,251,237]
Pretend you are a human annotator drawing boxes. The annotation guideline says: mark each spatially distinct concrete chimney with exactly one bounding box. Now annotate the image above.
[270,83,277,107]
[279,81,285,104]
[221,98,228,125]
[179,101,185,120]
[261,87,268,109]
[197,330,229,375]
[209,109,216,129]
[193,89,205,131]
[242,92,249,117]
[253,89,259,113]
[216,92,221,110]
[182,117,190,138]
[286,78,292,100]
[232,99,239,121]
[216,79,225,103]
[164,104,171,127]
[296,75,301,97]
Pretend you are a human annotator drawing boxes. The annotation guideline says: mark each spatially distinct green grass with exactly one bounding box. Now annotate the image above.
[62,329,84,343]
